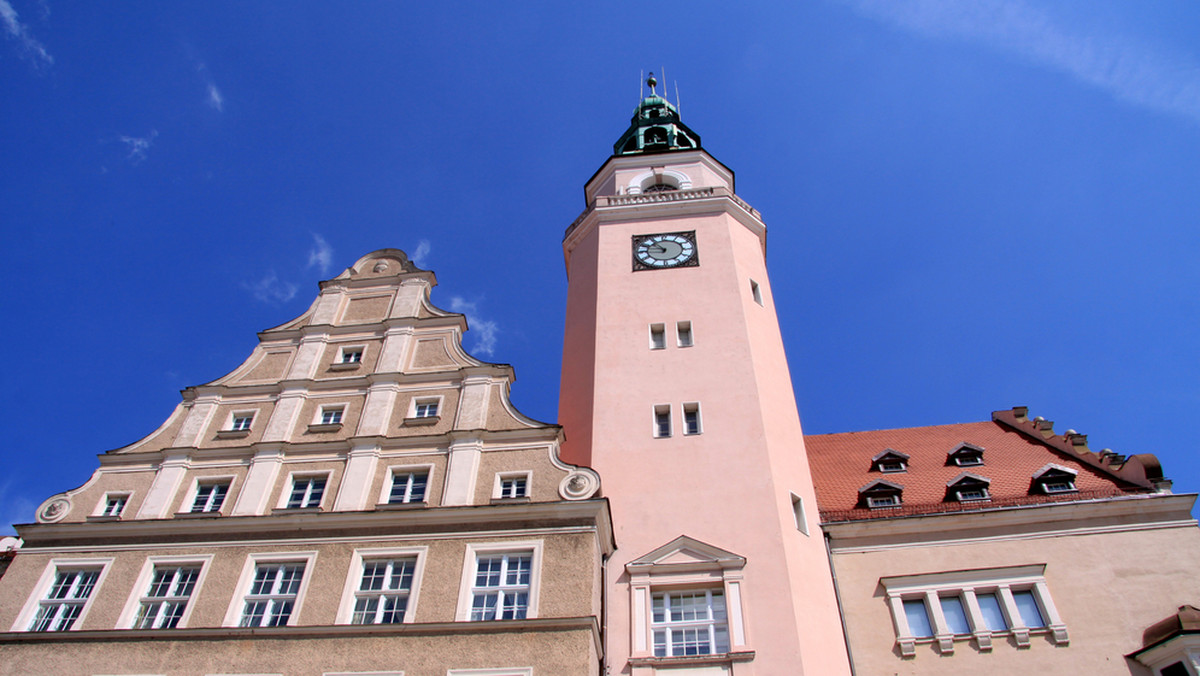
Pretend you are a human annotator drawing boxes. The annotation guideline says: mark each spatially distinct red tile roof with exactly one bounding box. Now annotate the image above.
[805,411,1155,523]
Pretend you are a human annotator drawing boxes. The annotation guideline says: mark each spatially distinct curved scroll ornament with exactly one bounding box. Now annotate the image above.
[558,469,601,501]
[37,495,72,523]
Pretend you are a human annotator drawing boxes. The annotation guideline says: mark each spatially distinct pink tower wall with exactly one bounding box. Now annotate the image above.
[559,151,852,675]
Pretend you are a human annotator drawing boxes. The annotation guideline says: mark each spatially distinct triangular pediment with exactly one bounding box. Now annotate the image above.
[626,535,745,572]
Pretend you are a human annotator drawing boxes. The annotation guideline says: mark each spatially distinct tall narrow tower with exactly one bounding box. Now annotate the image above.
[559,77,852,675]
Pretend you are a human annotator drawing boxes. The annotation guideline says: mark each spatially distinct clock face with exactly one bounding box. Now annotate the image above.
[633,232,698,270]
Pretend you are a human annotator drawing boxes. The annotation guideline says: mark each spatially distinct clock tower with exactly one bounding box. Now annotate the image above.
[558,77,852,675]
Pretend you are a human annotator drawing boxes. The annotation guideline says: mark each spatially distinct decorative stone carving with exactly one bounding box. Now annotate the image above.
[37,496,71,523]
[559,469,600,500]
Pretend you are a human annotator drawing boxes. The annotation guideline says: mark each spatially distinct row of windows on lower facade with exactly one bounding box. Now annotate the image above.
[91,470,530,520]
[17,548,728,660]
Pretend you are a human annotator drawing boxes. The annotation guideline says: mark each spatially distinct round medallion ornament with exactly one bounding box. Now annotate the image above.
[558,470,601,501]
[37,496,71,523]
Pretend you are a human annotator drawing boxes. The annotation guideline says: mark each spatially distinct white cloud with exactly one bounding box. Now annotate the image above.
[0,0,52,66]
[307,233,334,276]
[119,130,158,164]
[207,83,224,112]
[244,271,298,304]
[450,297,499,357]
[835,0,1200,124]
[410,239,431,268]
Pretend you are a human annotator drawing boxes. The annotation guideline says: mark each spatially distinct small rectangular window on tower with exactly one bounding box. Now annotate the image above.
[683,403,701,435]
[750,280,763,306]
[676,321,693,347]
[649,323,666,350]
[791,492,809,535]
[654,405,671,438]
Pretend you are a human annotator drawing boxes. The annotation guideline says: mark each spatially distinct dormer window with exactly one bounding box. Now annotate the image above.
[1032,464,1079,495]
[948,442,985,467]
[946,473,991,502]
[859,480,903,509]
[871,449,910,474]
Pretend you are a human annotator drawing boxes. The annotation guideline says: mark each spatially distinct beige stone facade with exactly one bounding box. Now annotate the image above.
[0,250,610,676]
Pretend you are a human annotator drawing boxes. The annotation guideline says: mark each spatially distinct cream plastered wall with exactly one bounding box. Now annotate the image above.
[388,387,460,434]
[198,399,279,448]
[294,394,366,441]
[165,464,252,515]
[0,530,601,632]
[0,626,599,676]
[366,451,448,506]
[473,447,564,504]
[263,459,347,511]
[59,469,157,523]
[314,337,384,379]
[831,521,1200,675]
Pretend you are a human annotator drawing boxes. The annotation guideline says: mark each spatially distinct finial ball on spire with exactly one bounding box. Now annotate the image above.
[647,73,657,92]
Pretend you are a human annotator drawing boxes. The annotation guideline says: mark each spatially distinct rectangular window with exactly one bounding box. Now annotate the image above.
[683,403,701,435]
[470,553,531,621]
[414,400,439,418]
[134,566,200,629]
[791,492,809,535]
[649,323,666,350]
[231,414,254,431]
[654,405,671,438]
[240,564,305,627]
[955,487,990,501]
[499,476,527,499]
[287,476,327,509]
[100,494,128,517]
[340,348,364,364]
[903,599,933,638]
[352,558,416,624]
[866,494,900,508]
[940,595,971,635]
[1013,590,1045,628]
[388,472,428,504]
[1041,479,1077,494]
[651,590,730,657]
[750,280,763,306]
[976,593,1008,631]
[29,569,100,631]
[676,321,693,347]
[320,407,344,425]
[191,481,230,513]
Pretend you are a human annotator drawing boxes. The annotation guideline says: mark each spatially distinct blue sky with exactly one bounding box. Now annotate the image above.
[2,1,1198,531]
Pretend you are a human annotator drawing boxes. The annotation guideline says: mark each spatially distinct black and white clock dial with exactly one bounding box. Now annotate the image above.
[634,233,696,268]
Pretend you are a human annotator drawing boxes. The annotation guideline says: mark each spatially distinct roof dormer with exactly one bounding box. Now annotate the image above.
[947,442,985,467]
[859,480,904,509]
[871,449,910,474]
[1032,464,1079,495]
[946,472,992,503]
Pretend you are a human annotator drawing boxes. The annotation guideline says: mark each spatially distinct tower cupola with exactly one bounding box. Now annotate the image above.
[613,73,702,156]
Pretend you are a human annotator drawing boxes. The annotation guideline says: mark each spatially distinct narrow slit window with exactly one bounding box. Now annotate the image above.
[791,493,809,535]
[683,403,701,435]
[676,321,693,347]
[750,280,763,306]
[650,324,666,350]
[654,405,671,438]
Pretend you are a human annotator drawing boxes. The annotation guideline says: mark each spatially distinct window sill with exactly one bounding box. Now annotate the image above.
[376,501,429,510]
[215,429,251,439]
[86,515,122,523]
[403,415,440,427]
[271,506,324,514]
[307,423,344,433]
[329,362,361,371]
[629,651,756,668]
[174,510,223,519]
[490,496,531,505]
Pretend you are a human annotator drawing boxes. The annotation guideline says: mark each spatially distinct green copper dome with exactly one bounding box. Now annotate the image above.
[613,74,702,156]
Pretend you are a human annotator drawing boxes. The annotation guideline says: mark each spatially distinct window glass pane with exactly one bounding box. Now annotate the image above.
[903,599,933,637]
[976,593,1007,630]
[1161,662,1190,676]
[1013,590,1045,628]
[940,596,970,634]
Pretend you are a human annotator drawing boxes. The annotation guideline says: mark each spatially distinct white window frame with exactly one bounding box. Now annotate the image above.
[222,551,318,628]
[278,472,332,510]
[11,557,113,632]
[455,541,543,622]
[653,404,671,438]
[379,464,434,506]
[882,564,1068,656]
[229,411,256,432]
[181,476,236,515]
[866,494,901,508]
[1033,463,1079,494]
[790,492,809,536]
[117,554,214,629]
[493,472,531,500]
[335,546,427,625]
[682,402,702,435]
[338,345,366,365]
[316,404,346,426]
[650,588,732,658]
[649,323,666,350]
[446,670,533,676]
[94,492,131,518]
[410,397,442,419]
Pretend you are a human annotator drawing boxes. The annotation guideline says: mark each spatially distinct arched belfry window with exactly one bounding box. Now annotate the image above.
[644,127,668,147]
[627,169,692,195]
